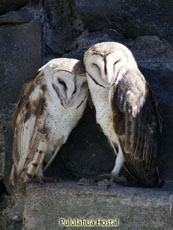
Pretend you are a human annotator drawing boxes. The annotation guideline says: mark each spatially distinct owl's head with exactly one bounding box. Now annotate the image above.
[84,42,137,88]
[42,58,88,109]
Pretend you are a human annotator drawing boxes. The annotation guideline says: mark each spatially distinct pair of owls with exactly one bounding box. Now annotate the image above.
[10,42,162,188]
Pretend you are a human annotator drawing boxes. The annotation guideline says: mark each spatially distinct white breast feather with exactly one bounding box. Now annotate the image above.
[87,74,119,145]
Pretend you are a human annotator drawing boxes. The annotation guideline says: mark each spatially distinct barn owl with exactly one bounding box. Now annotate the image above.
[84,42,162,187]
[10,58,88,186]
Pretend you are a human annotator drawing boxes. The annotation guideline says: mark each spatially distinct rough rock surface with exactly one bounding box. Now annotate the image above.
[0,0,29,15]
[43,0,83,62]
[0,23,42,116]
[75,0,173,44]
[0,192,25,230]
[0,121,5,180]
[23,182,173,230]
[0,8,33,24]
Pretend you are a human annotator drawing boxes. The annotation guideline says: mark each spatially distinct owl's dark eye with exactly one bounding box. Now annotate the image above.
[113,60,120,67]
[113,60,120,73]
[58,79,67,90]
[92,63,100,69]
[92,63,101,75]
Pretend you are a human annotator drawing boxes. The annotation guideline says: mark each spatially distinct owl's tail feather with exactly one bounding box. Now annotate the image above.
[9,164,23,186]
[9,164,15,186]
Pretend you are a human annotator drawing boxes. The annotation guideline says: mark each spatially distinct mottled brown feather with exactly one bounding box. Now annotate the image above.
[10,71,48,185]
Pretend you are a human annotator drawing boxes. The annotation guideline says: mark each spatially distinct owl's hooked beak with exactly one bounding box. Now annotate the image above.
[108,84,115,104]
[105,79,114,88]
[103,74,115,88]
[66,98,73,106]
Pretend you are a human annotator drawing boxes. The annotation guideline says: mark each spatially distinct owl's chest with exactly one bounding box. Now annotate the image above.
[88,78,116,141]
[43,92,86,160]
[45,101,82,144]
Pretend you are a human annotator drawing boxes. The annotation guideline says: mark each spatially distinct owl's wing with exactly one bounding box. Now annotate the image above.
[111,69,162,186]
[10,72,49,185]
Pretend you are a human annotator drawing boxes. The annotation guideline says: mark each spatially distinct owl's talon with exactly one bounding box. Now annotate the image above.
[95,173,111,182]
[95,173,127,188]
[112,175,127,185]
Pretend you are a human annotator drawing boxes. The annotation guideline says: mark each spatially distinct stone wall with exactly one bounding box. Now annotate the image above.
[0,1,173,229]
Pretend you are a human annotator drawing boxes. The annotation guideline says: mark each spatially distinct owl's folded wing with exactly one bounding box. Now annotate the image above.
[111,69,162,186]
[10,72,49,185]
